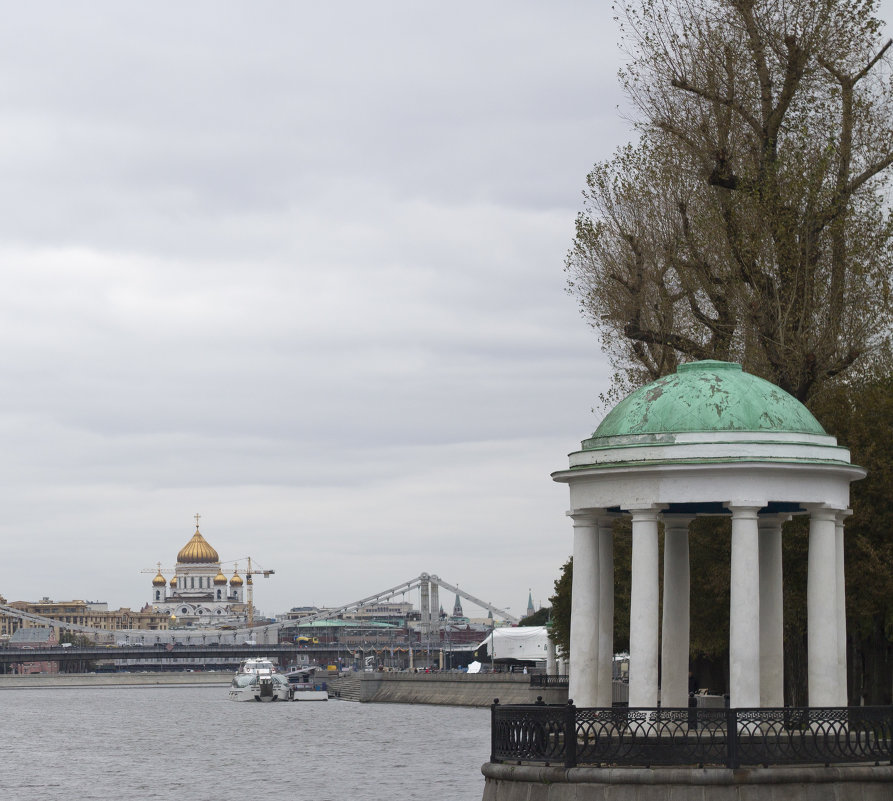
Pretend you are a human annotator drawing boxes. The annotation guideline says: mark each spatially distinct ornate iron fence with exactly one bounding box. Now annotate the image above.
[490,700,893,769]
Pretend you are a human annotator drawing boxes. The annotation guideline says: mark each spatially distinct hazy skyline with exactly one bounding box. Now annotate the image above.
[3,2,888,620]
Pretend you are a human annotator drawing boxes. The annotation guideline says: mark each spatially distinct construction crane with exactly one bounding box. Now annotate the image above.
[142,557,274,629]
[234,556,275,629]
[140,562,174,574]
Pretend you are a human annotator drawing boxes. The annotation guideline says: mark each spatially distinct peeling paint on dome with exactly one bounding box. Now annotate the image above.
[582,361,826,450]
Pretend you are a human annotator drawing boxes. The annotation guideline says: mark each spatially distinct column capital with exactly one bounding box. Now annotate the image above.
[804,504,845,523]
[727,504,764,519]
[567,511,599,528]
[757,514,790,531]
[629,506,665,523]
[836,509,853,525]
[661,514,694,530]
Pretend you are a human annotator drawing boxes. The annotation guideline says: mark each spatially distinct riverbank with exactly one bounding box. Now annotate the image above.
[0,672,229,689]
[0,670,570,707]
[327,671,568,706]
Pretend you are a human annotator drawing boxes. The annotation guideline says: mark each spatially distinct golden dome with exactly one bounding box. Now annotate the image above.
[230,571,243,587]
[169,576,178,587]
[152,571,166,587]
[176,526,219,564]
[213,570,228,586]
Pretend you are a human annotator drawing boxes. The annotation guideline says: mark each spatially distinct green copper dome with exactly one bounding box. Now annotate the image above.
[583,361,825,449]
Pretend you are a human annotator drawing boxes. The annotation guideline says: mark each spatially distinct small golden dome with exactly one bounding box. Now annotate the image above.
[169,576,178,587]
[176,526,220,564]
[152,571,166,587]
[230,571,243,587]
[213,570,228,586]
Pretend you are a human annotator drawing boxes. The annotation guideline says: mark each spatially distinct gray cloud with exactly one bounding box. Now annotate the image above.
[0,0,721,616]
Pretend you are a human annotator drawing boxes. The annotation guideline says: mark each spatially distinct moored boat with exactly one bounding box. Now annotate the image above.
[285,667,329,701]
[228,657,292,702]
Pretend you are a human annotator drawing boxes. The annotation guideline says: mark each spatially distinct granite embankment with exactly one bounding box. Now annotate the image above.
[327,671,567,706]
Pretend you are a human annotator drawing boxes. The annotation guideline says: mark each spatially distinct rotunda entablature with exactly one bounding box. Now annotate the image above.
[567,432,852,470]
[559,442,862,511]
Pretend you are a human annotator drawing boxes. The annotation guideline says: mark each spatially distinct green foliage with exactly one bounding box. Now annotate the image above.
[548,557,572,656]
[688,518,732,659]
[567,0,893,404]
[518,607,551,627]
[58,630,94,647]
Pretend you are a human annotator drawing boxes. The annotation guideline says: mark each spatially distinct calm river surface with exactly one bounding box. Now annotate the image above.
[0,686,490,801]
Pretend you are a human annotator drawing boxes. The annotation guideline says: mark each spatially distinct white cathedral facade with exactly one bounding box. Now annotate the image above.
[149,517,250,627]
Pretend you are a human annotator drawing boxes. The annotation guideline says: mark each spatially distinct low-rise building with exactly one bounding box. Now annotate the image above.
[7,599,169,636]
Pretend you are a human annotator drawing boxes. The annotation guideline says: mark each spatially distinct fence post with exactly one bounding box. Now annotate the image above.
[490,699,499,763]
[725,707,739,769]
[564,699,577,768]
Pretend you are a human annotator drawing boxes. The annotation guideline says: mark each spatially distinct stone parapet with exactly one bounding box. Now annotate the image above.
[481,763,893,801]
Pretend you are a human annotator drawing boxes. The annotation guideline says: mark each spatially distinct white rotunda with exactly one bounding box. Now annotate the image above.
[552,360,864,710]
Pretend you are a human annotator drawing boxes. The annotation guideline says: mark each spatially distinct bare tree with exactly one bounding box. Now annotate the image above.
[567,0,893,401]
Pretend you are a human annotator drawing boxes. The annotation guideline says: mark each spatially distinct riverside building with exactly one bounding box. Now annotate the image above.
[2,599,168,639]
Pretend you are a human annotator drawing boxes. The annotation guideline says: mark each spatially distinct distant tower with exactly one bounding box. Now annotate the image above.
[527,590,535,619]
[452,593,464,618]
[230,566,244,603]
[151,563,167,603]
[213,568,228,601]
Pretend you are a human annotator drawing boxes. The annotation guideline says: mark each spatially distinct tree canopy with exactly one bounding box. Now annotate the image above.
[567,0,893,402]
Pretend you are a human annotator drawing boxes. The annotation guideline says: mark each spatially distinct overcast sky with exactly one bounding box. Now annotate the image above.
[2,2,888,621]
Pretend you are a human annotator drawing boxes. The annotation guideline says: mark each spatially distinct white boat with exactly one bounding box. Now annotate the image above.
[228,658,292,702]
[285,667,329,701]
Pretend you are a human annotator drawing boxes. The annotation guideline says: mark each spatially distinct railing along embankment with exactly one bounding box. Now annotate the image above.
[491,701,893,769]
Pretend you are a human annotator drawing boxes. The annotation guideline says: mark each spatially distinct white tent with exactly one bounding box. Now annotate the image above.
[476,626,550,662]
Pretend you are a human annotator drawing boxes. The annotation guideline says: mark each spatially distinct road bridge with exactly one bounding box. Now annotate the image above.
[0,641,476,672]
[0,643,301,669]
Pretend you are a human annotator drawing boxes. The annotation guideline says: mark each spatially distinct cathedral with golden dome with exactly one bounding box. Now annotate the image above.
[150,516,249,627]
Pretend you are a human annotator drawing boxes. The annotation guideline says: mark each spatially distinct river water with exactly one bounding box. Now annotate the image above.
[0,686,490,800]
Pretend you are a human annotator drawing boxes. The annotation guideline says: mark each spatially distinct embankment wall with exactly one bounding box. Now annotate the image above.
[327,672,567,706]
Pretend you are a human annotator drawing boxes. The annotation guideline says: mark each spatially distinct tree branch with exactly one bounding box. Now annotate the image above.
[670,77,762,134]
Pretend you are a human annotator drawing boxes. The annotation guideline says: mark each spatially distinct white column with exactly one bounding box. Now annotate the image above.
[807,507,839,706]
[660,516,691,708]
[729,505,761,708]
[758,515,785,708]
[835,512,850,706]
[568,513,600,707]
[629,508,660,708]
[546,638,557,675]
[596,518,615,708]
